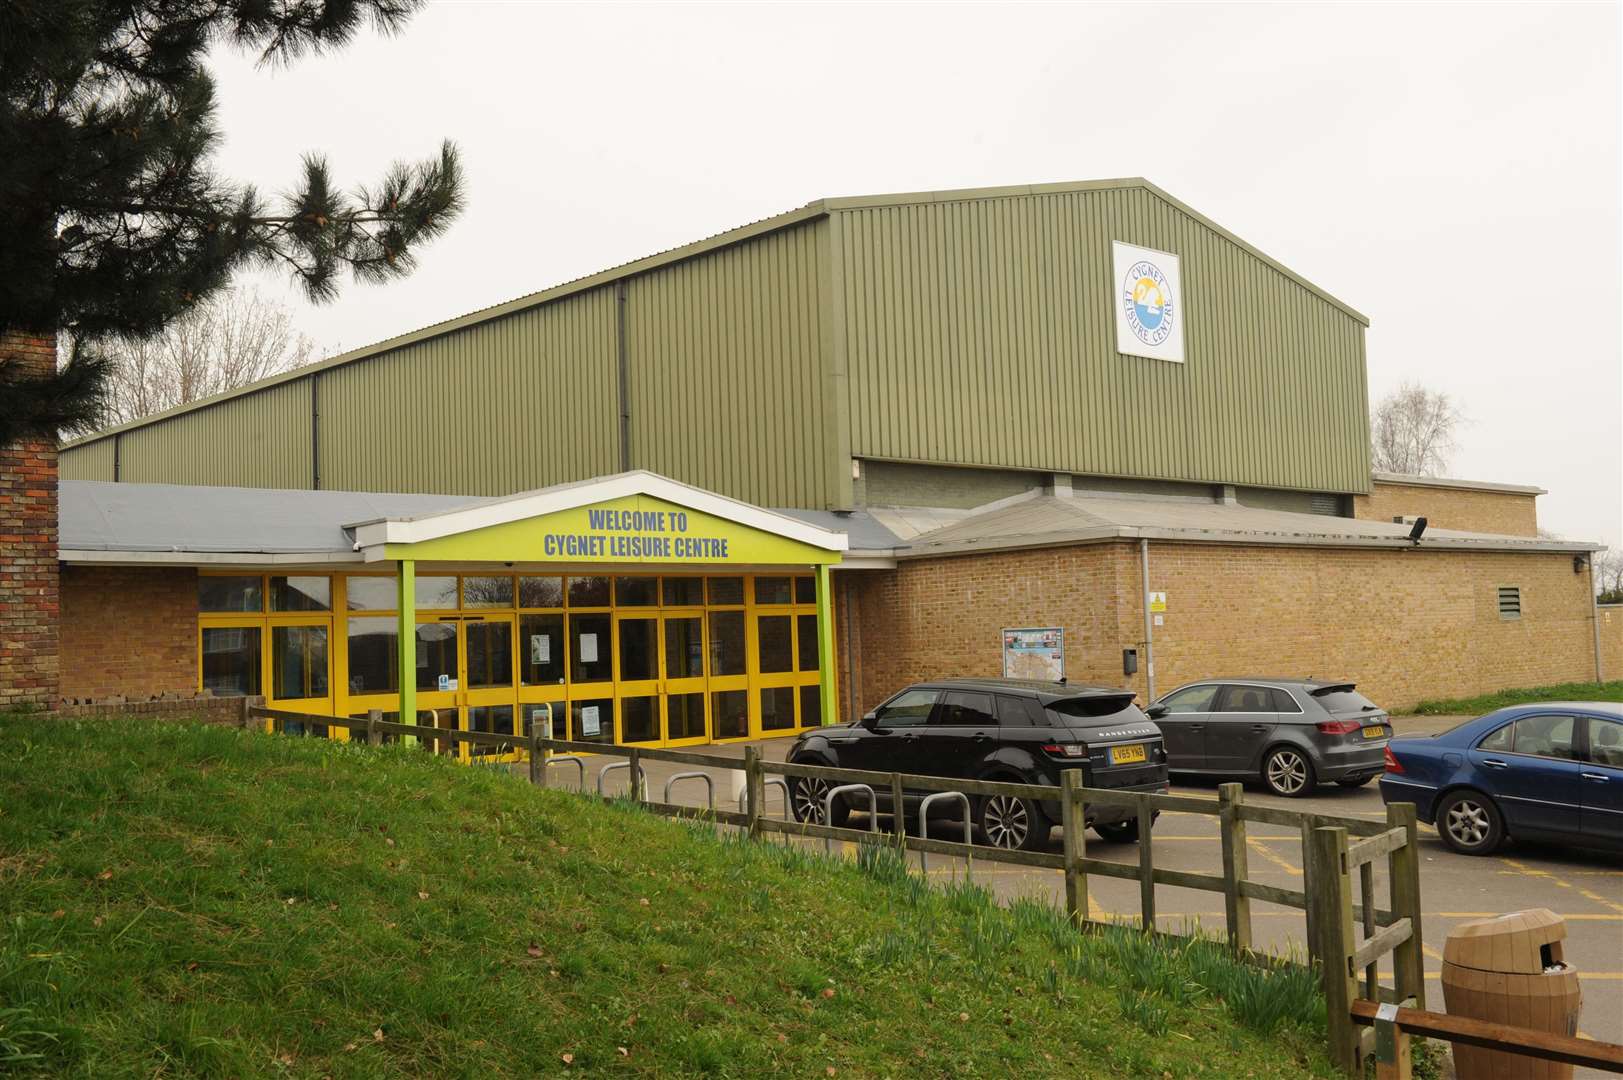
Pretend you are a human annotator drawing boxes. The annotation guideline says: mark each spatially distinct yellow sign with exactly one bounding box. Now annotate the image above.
[1149,591,1167,613]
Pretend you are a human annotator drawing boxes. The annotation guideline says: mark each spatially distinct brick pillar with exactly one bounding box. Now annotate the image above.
[0,329,61,709]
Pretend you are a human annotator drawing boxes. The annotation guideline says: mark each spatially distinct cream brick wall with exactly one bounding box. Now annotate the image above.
[1600,604,1623,682]
[1352,481,1538,537]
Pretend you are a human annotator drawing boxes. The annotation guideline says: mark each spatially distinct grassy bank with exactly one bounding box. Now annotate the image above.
[1411,679,1623,715]
[0,717,1332,1077]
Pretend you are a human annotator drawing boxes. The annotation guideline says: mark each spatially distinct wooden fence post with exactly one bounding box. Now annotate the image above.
[527,726,543,785]
[1300,811,1322,968]
[1312,825,1359,1075]
[1137,794,1155,933]
[237,696,252,730]
[890,772,906,848]
[1386,802,1425,1009]
[367,708,382,747]
[744,746,764,841]
[627,747,644,802]
[1060,770,1086,925]
[1218,782,1252,953]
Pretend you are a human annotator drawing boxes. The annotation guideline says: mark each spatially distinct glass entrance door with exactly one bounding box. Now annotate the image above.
[662,612,707,745]
[463,615,516,762]
[615,612,661,745]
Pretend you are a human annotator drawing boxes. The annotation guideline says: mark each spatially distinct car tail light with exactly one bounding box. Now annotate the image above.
[1383,746,1404,774]
[1042,743,1086,759]
[1316,719,1362,735]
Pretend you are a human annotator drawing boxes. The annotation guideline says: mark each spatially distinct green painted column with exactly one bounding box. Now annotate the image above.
[815,563,837,727]
[397,559,416,740]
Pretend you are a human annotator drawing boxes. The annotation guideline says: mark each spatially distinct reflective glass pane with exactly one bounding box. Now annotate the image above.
[621,696,659,743]
[757,615,792,674]
[200,626,260,695]
[707,577,744,605]
[519,576,564,608]
[467,621,513,689]
[572,698,615,744]
[754,576,793,605]
[664,617,703,679]
[615,576,658,607]
[712,689,748,739]
[667,693,706,741]
[800,684,821,728]
[345,576,399,611]
[271,625,328,700]
[468,705,515,758]
[270,576,330,612]
[346,617,398,693]
[661,577,704,607]
[416,622,457,691]
[708,611,746,676]
[522,701,565,740]
[570,613,612,683]
[199,576,261,613]
[797,614,819,672]
[415,576,458,610]
[463,576,514,609]
[618,618,657,681]
[761,686,795,731]
[568,576,611,607]
[795,576,816,604]
[520,613,565,685]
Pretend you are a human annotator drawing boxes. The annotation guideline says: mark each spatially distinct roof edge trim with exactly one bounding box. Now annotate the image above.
[1370,472,1548,496]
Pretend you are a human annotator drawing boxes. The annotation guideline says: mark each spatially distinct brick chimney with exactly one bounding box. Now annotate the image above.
[0,329,61,709]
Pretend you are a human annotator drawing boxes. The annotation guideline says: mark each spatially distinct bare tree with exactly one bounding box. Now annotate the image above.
[97,288,317,425]
[1595,547,1623,603]
[1369,382,1466,476]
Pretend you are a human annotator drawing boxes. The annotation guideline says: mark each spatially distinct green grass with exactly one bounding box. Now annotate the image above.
[0,717,1334,1078]
[1410,680,1623,715]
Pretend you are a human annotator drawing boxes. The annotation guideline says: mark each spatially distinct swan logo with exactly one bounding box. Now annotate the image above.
[1122,260,1175,346]
[1111,241,1186,363]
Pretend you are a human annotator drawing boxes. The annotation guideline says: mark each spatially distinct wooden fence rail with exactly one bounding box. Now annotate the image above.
[1350,999,1623,1078]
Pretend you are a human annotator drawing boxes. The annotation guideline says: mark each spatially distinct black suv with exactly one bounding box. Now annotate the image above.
[786,678,1169,850]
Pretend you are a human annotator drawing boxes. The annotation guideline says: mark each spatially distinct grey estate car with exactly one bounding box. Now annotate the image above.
[1146,679,1391,797]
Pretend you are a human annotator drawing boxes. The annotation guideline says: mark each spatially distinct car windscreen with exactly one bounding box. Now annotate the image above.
[1046,695,1145,727]
[1310,686,1380,714]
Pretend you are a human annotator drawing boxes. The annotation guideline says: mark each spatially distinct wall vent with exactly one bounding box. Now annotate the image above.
[1309,493,1339,515]
[1497,586,1522,620]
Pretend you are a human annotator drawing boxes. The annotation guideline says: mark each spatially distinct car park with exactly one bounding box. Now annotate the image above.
[1379,702,1623,855]
[1145,678,1391,797]
[785,678,1169,850]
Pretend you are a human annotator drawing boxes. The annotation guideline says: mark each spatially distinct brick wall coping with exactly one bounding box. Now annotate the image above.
[1371,472,1546,496]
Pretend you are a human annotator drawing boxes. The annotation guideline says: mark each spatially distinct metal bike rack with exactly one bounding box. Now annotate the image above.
[664,771,715,809]
[596,760,646,798]
[917,790,973,879]
[738,777,790,817]
[544,755,586,787]
[823,783,879,854]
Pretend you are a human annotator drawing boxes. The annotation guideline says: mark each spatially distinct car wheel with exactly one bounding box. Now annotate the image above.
[976,792,1049,851]
[789,773,850,828]
[1337,776,1374,789]
[1094,819,1141,844]
[1261,746,1317,798]
[1437,790,1504,855]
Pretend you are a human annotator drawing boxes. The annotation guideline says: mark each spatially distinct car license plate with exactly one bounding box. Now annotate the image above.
[1110,743,1147,765]
[1362,725,1387,739]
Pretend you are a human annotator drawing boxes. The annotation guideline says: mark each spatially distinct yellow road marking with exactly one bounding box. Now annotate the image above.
[1246,838,1304,876]
[1502,858,1623,916]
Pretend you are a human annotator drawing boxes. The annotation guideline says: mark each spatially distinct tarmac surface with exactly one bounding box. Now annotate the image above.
[529,714,1623,1074]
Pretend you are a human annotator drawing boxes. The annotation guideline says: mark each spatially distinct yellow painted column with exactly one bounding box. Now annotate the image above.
[397,559,416,740]
[815,563,837,727]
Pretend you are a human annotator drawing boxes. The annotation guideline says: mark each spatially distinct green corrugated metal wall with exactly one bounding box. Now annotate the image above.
[121,378,313,487]
[58,436,113,481]
[833,186,1371,493]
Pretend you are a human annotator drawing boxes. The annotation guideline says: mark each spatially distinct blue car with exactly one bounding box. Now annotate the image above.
[1379,702,1623,855]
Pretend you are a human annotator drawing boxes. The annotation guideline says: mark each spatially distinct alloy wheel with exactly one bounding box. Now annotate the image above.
[1266,750,1309,796]
[982,795,1030,849]
[1445,798,1492,849]
[793,777,834,823]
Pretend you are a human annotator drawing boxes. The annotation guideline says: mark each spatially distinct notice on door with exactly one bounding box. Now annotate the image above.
[530,634,550,664]
[579,633,598,663]
[1002,627,1064,681]
[580,705,601,737]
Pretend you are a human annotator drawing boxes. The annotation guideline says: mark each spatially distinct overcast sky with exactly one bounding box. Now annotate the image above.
[210,1,1621,546]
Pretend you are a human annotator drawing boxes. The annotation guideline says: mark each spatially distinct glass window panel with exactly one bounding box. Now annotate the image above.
[271,625,328,700]
[199,576,261,613]
[757,615,793,674]
[935,691,996,726]
[667,693,706,741]
[467,620,513,689]
[468,705,515,758]
[706,576,744,605]
[797,614,819,672]
[708,611,746,676]
[415,622,457,691]
[345,617,398,693]
[519,576,564,608]
[664,617,704,679]
[520,613,565,685]
[1161,684,1219,713]
[711,689,747,739]
[761,686,795,731]
[1511,714,1580,761]
[1590,718,1623,767]
[621,696,659,743]
[569,613,612,683]
[795,576,816,604]
[462,576,514,609]
[661,577,705,607]
[568,576,611,607]
[270,576,330,612]
[1477,723,1512,752]
[754,576,793,605]
[571,698,615,744]
[618,618,657,681]
[345,576,399,611]
[876,689,937,726]
[521,701,565,740]
[615,576,658,607]
[799,684,821,728]
[200,626,261,695]
[415,576,458,610]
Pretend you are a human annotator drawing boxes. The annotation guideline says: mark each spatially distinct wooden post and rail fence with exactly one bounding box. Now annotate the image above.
[241,702,1623,1076]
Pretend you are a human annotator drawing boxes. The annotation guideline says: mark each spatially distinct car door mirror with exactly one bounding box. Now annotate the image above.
[860,711,879,728]
[1145,703,1169,720]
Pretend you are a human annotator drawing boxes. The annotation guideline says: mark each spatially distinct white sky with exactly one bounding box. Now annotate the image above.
[210,1,1622,546]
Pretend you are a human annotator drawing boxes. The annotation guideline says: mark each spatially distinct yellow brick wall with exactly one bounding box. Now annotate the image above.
[841,541,1599,715]
[1352,481,1538,537]
[1600,605,1623,682]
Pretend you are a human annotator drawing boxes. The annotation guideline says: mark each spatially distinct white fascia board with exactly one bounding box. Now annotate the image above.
[353,472,849,554]
[60,549,363,566]
[834,555,899,570]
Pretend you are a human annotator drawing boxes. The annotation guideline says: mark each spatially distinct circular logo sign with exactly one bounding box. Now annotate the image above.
[1121,259,1175,347]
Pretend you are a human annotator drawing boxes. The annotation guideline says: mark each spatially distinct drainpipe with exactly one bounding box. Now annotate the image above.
[1140,538,1156,702]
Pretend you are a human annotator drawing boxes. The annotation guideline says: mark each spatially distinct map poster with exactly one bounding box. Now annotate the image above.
[1002,627,1064,681]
